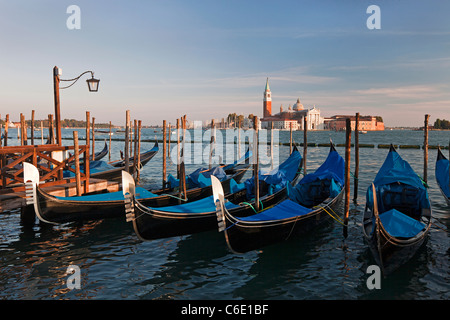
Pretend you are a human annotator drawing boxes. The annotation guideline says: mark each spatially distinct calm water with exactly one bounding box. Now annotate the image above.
[0,128,449,300]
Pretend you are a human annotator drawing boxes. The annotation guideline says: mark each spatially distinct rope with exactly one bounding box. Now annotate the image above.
[241,202,257,214]
[314,204,345,226]
[160,193,188,201]
[430,217,448,233]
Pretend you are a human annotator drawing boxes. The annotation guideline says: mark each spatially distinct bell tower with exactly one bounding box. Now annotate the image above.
[263,77,272,118]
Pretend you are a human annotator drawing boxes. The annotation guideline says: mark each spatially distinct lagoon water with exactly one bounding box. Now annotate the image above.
[0,128,448,300]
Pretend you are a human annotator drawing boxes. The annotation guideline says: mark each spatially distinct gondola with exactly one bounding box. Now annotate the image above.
[436,147,450,205]
[63,141,159,182]
[362,145,432,276]
[23,152,250,224]
[126,146,303,241]
[68,140,108,164]
[212,144,345,253]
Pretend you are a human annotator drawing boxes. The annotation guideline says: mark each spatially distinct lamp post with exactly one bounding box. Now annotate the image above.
[53,66,100,146]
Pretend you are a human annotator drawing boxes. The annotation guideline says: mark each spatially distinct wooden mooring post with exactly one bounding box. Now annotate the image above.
[423,114,430,183]
[253,116,260,211]
[176,118,180,179]
[137,120,142,182]
[353,112,360,203]
[85,111,90,193]
[344,118,352,238]
[73,131,82,196]
[31,110,35,145]
[4,114,9,146]
[303,117,308,175]
[162,120,167,188]
[92,117,96,161]
[209,119,215,170]
[109,121,112,161]
[124,110,130,173]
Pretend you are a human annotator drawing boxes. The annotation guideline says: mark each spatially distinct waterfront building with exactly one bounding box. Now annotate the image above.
[260,78,324,130]
[325,115,385,131]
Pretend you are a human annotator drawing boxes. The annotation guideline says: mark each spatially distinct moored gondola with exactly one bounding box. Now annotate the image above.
[435,147,450,205]
[23,153,250,224]
[212,144,345,254]
[362,145,432,276]
[63,141,159,182]
[125,146,303,240]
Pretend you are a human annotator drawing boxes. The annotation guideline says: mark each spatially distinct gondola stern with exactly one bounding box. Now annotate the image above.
[23,162,57,225]
[436,146,447,161]
[211,176,226,232]
[122,170,136,222]
[23,162,39,208]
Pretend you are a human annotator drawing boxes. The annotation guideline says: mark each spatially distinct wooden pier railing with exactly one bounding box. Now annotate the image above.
[0,143,90,194]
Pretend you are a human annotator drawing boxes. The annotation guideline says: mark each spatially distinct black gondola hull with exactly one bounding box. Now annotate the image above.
[223,189,344,253]
[32,165,249,224]
[363,209,430,276]
[132,183,288,241]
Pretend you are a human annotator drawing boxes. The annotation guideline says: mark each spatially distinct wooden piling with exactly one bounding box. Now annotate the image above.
[168,122,171,158]
[31,110,35,145]
[423,114,430,183]
[137,120,142,182]
[182,115,187,199]
[289,122,293,154]
[303,117,307,174]
[73,131,82,196]
[85,112,90,193]
[271,121,274,170]
[238,117,241,158]
[209,119,215,170]
[4,114,9,146]
[133,119,138,177]
[20,113,25,146]
[176,118,180,179]
[41,120,44,145]
[125,110,130,173]
[344,118,352,238]
[353,112,360,203]
[180,115,187,200]
[109,121,112,161]
[49,114,55,144]
[253,116,260,211]
[92,117,96,161]
[163,120,167,188]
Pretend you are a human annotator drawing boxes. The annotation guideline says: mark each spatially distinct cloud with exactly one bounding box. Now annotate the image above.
[352,84,445,100]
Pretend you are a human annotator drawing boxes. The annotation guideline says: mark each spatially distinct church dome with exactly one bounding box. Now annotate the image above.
[293,98,304,111]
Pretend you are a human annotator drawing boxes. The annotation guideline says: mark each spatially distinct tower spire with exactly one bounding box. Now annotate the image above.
[263,77,272,118]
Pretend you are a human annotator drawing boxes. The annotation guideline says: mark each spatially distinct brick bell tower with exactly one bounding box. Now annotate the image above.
[263,77,272,118]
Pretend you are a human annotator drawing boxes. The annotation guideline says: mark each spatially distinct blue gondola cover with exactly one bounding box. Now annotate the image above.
[436,154,450,198]
[244,148,302,198]
[378,209,425,238]
[366,149,430,214]
[288,148,344,207]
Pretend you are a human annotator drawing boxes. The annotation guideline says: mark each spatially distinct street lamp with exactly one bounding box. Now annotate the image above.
[53,66,100,146]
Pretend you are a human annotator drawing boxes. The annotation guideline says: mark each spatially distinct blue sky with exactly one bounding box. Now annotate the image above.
[0,0,449,127]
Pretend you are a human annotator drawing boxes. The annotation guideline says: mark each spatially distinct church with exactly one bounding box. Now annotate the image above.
[260,78,324,130]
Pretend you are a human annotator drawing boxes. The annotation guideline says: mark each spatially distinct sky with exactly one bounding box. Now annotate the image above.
[0,0,449,127]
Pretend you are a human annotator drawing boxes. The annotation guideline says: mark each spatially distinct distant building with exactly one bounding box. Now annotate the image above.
[325,115,385,131]
[260,78,324,130]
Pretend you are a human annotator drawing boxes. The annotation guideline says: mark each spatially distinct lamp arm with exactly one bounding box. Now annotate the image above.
[60,71,95,89]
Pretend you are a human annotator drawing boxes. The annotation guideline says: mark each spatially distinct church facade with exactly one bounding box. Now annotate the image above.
[260,78,324,130]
